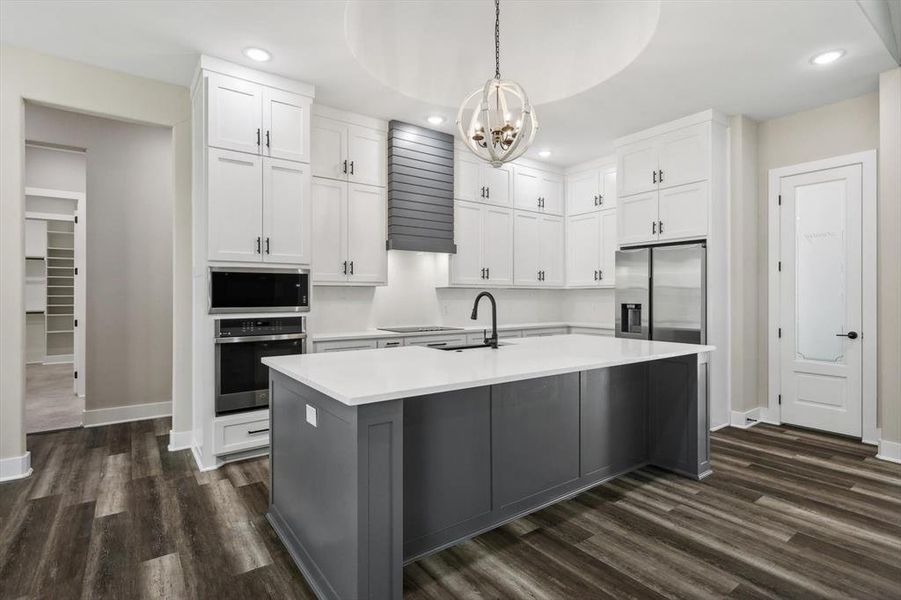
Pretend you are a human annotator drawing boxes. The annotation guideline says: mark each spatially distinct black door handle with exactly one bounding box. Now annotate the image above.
[836,331,859,339]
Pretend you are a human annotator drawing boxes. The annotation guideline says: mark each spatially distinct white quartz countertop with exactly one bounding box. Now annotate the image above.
[310,322,613,342]
[263,334,714,406]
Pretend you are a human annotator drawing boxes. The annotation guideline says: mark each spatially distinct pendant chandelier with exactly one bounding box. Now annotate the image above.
[456,0,538,167]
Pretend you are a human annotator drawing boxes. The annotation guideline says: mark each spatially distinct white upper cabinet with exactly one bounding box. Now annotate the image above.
[481,164,512,207]
[617,140,658,197]
[207,72,311,163]
[454,152,512,206]
[207,148,264,262]
[657,182,708,242]
[657,124,708,189]
[263,88,311,163]
[565,209,616,288]
[617,191,659,246]
[311,115,386,187]
[311,177,387,285]
[450,201,513,286]
[601,170,617,209]
[25,219,47,259]
[599,210,617,286]
[262,158,311,264]
[514,212,563,286]
[539,214,565,285]
[539,172,564,215]
[513,166,563,215]
[566,166,616,215]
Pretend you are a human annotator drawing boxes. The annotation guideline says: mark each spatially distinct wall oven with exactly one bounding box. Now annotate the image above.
[209,267,310,314]
[215,316,306,415]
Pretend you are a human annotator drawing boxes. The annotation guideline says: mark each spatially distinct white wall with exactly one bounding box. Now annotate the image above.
[309,251,614,333]
[25,103,174,412]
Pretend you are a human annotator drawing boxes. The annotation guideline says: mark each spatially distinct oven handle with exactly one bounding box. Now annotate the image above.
[215,333,308,344]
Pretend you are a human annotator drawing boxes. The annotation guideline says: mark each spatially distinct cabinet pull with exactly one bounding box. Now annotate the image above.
[265,237,270,254]
[598,195,604,206]
[594,270,598,281]
[256,237,261,254]
[485,187,490,199]
[593,195,598,206]
[658,220,663,234]
[343,260,348,275]
[266,130,270,148]
[652,170,657,184]
[480,186,485,198]
[652,221,657,235]
[486,267,490,279]
[537,197,541,208]
[658,169,664,182]
[426,342,447,347]
[350,161,355,175]
[599,269,604,280]
[256,128,261,147]
[349,261,354,275]
[248,428,269,435]
[343,160,348,174]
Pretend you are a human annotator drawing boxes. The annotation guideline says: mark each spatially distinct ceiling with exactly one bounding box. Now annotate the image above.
[1,0,897,166]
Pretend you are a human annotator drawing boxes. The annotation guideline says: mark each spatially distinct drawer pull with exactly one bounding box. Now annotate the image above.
[248,428,269,435]
[426,342,447,347]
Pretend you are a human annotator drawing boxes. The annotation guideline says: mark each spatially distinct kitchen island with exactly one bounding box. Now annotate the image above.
[263,334,714,600]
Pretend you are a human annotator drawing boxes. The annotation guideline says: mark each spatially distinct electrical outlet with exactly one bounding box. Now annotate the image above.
[305,404,318,427]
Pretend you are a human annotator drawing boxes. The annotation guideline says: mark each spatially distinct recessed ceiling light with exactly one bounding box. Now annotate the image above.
[243,47,272,62]
[538,150,551,159]
[811,49,844,65]
[427,115,445,125]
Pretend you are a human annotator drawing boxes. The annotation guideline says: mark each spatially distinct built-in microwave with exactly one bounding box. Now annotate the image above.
[209,267,310,314]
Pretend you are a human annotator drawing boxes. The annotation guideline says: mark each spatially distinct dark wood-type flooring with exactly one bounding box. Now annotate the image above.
[1,419,899,599]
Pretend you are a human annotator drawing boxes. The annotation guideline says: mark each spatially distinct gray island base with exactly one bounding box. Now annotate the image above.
[264,338,711,600]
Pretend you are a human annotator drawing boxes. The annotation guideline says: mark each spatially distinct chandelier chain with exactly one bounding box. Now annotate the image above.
[494,0,500,79]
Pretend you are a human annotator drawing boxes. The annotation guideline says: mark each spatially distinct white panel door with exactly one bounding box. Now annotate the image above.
[657,182,708,241]
[451,201,484,285]
[454,153,481,202]
[311,177,347,283]
[658,123,708,190]
[514,166,542,212]
[262,88,310,163]
[346,184,387,284]
[600,169,617,210]
[207,148,262,262]
[566,213,600,287]
[599,209,617,286]
[262,157,311,264]
[617,140,658,197]
[207,73,262,156]
[481,163,512,206]
[347,125,387,187]
[618,191,658,246]
[566,170,600,216]
[513,211,541,285]
[539,214,565,286]
[311,116,348,181]
[780,164,862,436]
[482,206,514,285]
[539,172,565,215]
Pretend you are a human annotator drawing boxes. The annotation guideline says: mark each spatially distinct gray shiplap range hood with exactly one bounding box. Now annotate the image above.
[387,121,456,253]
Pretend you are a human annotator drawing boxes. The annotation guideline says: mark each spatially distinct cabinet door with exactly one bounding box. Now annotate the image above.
[347,125,387,187]
[25,219,47,258]
[658,182,708,241]
[513,211,541,285]
[207,73,262,156]
[618,191,658,246]
[658,123,708,190]
[617,139,658,197]
[539,214,565,286]
[539,172,565,215]
[263,88,310,164]
[482,206,514,285]
[513,166,542,212]
[208,148,263,262]
[566,213,600,287]
[346,184,387,284]
[311,116,348,181]
[599,209,617,286]
[481,163,512,206]
[454,153,481,202]
[262,157,311,264]
[599,169,617,210]
[311,178,347,282]
[566,170,600,216]
[450,201,484,285]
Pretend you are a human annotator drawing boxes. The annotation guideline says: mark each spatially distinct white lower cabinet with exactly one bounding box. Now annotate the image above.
[513,212,563,286]
[405,334,468,348]
[450,200,513,286]
[311,177,387,285]
[376,338,404,349]
[566,209,616,287]
[213,411,270,456]
[466,329,522,344]
[522,327,568,337]
[314,339,379,353]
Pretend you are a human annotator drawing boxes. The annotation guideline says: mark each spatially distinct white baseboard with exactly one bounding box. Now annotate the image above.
[167,429,193,451]
[730,407,761,429]
[876,439,901,464]
[83,400,171,427]
[710,422,730,432]
[0,451,32,482]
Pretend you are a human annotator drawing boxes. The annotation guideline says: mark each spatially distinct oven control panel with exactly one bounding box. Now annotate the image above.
[216,316,306,338]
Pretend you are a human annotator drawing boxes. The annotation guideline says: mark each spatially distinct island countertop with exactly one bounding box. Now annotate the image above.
[262,334,714,406]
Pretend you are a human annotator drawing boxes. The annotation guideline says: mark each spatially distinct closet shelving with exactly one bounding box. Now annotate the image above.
[44,219,75,359]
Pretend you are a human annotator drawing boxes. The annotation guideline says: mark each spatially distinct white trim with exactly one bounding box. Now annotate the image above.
[191,444,218,472]
[197,55,315,98]
[167,429,193,452]
[24,186,85,202]
[614,109,728,148]
[876,439,901,464]
[564,154,616,175]
[24,211,75,222]
[710,422,731,432]
[730,408,761,429]
[0,452,32,482]
[312,103,387,132]
[766,150,878,441]
[82,400,171,427]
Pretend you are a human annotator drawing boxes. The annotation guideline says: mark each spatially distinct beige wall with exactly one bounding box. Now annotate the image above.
[877,68,901,446]
[25,104,173,411]
[0,45,191,468]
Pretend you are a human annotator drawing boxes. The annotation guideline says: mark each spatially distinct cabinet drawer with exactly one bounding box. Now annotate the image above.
[214,412,270,456]
[522,327,567,337]
[314,339,379,353]
[406,334,468,348]
[377,338,405,349]
[465,329,522,345]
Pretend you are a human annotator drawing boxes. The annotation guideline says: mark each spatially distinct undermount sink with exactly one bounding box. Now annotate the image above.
[431,342,508,352]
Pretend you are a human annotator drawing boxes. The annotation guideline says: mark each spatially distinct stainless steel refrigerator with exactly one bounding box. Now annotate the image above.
[615,243,706,344]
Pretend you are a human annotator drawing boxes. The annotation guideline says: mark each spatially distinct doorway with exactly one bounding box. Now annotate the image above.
[767,151,877,441]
